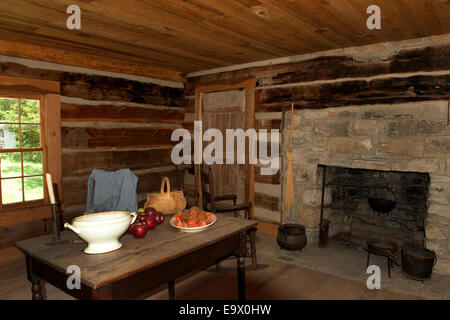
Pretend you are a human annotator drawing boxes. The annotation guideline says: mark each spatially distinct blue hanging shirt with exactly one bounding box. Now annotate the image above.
[86,168,138,213]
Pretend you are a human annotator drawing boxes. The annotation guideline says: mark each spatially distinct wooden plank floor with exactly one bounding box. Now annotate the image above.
[147,259,422,300]
[0,241,421,300]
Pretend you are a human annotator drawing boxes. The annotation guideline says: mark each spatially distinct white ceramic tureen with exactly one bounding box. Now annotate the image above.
[64,211,137,254]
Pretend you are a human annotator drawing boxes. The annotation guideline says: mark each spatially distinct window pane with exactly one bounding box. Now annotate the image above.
[21,124,41,148]
[0,152,22,178]
[24,176,43,201]
[0,124,19,149]
[0,97,19,122]
[23,151,43,176]
[2,178,23,204]
[21,99,40,123]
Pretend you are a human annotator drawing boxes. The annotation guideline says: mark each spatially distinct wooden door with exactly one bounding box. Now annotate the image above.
[203,90,246,203]
[194,78,256,218]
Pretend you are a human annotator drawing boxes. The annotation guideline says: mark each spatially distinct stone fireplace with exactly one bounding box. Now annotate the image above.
[319,165,429,248]
[281,100,450,275]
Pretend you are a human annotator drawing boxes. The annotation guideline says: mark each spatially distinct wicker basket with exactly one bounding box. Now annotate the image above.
[144,177,186,214]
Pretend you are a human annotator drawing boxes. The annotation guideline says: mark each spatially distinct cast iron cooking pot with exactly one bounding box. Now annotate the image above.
[368,198,397,213]
[401,245,436,280]
[277,224,307,251]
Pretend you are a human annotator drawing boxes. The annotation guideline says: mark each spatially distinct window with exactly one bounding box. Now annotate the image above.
[0,95,45,206]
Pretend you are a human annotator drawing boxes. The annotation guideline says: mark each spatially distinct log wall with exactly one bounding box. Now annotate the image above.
[0,57,185,258]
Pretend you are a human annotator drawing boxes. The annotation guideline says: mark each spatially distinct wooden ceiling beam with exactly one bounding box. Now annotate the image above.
[0,28,211,73]
[0,39,186,83]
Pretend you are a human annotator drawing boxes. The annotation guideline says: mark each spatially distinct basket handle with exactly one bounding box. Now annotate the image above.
[160,176,171,194]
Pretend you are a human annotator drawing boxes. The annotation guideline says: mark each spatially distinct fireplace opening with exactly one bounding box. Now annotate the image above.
[318,164,430,249]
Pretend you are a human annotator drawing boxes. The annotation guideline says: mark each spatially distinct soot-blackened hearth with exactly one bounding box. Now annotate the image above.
[320,165,430,247]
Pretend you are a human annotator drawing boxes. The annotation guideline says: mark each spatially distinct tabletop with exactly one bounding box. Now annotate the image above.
[15,215,257,289]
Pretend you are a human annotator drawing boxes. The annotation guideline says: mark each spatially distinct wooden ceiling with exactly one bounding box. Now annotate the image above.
[0,0,449,76]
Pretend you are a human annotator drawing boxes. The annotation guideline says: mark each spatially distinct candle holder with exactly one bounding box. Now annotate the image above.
[45,202,69,246]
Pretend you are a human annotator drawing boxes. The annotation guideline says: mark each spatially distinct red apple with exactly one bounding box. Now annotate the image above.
[145,207,156,215]
[128,223,136,234]
[137,213,148,223]
[132,222,147,238]
[152,211,165,225]
[144,215,157,230]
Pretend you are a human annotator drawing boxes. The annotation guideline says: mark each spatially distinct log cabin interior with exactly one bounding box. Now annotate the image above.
[0,0,449,301]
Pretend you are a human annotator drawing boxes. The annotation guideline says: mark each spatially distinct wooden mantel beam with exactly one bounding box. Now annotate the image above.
[0,40,186,83]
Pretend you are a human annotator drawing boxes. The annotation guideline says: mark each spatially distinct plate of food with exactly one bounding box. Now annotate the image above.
[170,207,216,232]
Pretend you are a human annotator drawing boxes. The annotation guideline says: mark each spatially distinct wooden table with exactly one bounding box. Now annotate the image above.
[15,215,257,300]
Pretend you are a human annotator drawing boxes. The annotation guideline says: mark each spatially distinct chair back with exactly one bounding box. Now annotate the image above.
[200,164,216,213]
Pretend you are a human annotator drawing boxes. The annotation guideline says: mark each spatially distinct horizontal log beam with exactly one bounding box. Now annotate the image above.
[0,246,24,264]
[266,45,450,87]
[255,168,280,185]
[0,74,59,94]
[183,119,282,133]
[138,170,181,198]
[62,149,174,177]
[183,98,195,113]
[255,221,279,236]
[61,103,184,124]
[0,218,52,249]
[255,119,282,130]
[0,205,52,227]
[0,40,185,83]
[62,127,175,149]
[186,44,450,94]
[183,121,195,133]
[0,62,184,106]
[258,74,450,112]
[254,192,280,211]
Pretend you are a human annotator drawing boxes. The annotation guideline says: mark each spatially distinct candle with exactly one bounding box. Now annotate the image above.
[46,173,56,204]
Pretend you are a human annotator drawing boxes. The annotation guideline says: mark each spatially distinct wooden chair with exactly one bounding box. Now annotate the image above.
[200,164,262,269]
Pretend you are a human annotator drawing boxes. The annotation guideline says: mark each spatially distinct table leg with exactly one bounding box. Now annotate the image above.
[168,280,175,300]
[31,277,43,300]
[367,251,370,267]
[236,232,247,300]
[387,257,391,278]
[237,256,246,300]
[26,255,43,300]
[249,229,257,266]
